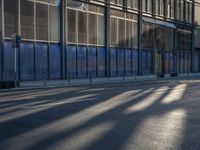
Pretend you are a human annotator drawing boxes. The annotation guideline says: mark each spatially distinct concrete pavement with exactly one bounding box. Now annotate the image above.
[0,79,200,150]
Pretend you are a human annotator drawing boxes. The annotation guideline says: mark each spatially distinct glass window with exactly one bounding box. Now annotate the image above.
[97,47,105,77]
[127,0,138,9]
[88,47,97,77]
[118,19,125,47]
[97,15,105,45]
[126,21,132,48]
[35,43,48,80]
[49,6,60,41]
[88,13,97,45]
[142,23,154,49]
[4,0,18,38]
[36,3,48,40]
[132,50,138,74]
[195,4,200,25]
[132,22,138,48]
[67,9,77,43]
[78,11,87,44]
[125,49,132,75]
[195,28,200,48]
[117,49,124,76]
[20,42,34,80]
[111,18,117,46]
[21,0,34,40]
[166,0,174,18]
[77,46,87,77]
[49,44,61,79]
[3,41,15,81]
[110,48,117,76]
[67,46,77,78]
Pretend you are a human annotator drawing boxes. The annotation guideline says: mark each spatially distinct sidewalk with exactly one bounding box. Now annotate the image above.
[18,73,200,88]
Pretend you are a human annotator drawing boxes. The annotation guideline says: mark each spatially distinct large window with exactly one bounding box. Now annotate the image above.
[195,4,200,26]
[166,0,174,19]
[155,0,164,16]
[4,0,60,42]
[36,3,48,41]
[195,28,200,48]
[127,0,138,10]
[49,6,60,41]
[4,0,18,38]
[21,0,34,39]
[178,29,192,51]
[142,0,152,13]
[67,3,105,46]
[110,9,138,48]
[110,0,123,6]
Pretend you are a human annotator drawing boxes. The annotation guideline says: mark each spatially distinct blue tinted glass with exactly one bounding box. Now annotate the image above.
[110,48,117,76]
[117,48,124,76]
[97,47,105,77]
[125,49,132,75]
[49,44,61,79]
[132,50,138,75]
[67,45,77,78]
[88,47,97,77]
[3,41,15,81]
[35,43,48,80]
[77,46,87,78]
[20,42,34,80]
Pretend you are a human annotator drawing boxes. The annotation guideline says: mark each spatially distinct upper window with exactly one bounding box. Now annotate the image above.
[67,2,105,46]
[4,0,18,38]
[142,0,152,14]
[195,4,200,26]
[155,0,164,16]
[127,0,138,10]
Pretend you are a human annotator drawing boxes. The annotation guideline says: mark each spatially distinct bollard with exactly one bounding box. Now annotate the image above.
[68,72,71,84]
[43,70,47,86]
[90,72,92,84]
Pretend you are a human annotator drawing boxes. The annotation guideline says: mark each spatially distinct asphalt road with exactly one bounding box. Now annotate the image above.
[0,80,200,150]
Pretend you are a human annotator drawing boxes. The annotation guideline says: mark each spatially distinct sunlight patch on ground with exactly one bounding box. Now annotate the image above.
[50,121,116,150]
[126,109,187,150]
[161,84,187,104]
[124,86,169,114]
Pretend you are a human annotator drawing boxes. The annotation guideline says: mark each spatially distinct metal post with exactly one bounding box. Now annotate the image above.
[191,0,195,73]
[14,47,18,87]
[61,0,66,80]
[138,0,142,75]
[105,0,110,78]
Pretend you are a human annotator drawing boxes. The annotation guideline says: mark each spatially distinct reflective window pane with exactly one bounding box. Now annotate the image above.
[49,6,60,41]
[4,0,18,38]
[21,0,34,39]
[36,3,48,40]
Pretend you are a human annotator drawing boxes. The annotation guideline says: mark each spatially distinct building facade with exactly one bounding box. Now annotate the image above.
[0,0,200,85]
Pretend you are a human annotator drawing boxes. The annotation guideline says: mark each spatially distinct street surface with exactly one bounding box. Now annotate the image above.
[0,80,200,150]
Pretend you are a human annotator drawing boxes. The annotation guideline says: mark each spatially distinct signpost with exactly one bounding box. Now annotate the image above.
[11,33,21,88]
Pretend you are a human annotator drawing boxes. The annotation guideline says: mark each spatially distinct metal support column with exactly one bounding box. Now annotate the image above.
[61,0,66,80]
[0,0,3,85]
[191,0,196,72]
[138,0,142,75]
[174,0,178,74]
[105,0,110,77]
